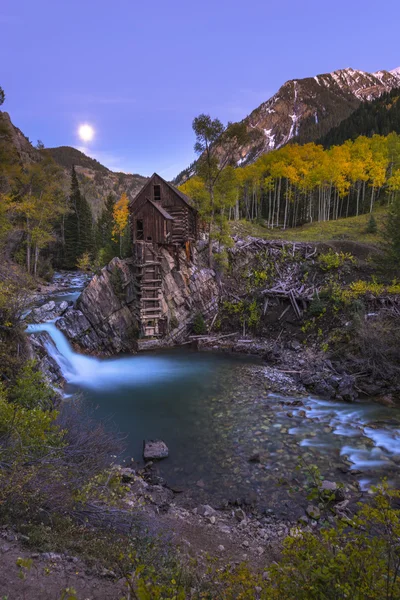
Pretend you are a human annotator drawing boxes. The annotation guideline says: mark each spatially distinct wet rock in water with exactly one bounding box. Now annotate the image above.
[143,440,169,460]
[375,394,396,407]
[59,300,69,312]
[30,300,69,324]
[40,300,56,312]
[306,505,320,520]
[313,380,335,399]
[337,375,357,402]
[249,452,261,463]
[57,309,103,352]
[28,332,64,385]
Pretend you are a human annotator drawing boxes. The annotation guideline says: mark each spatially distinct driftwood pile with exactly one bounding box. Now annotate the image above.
[229,237,320,319]
[260,283,320,319]
[231,236,318,260]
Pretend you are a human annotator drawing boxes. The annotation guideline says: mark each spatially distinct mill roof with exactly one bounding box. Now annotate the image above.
[129,172,196,212]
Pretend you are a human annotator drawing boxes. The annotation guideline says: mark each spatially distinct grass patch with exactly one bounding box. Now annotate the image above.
[230,208,388,244]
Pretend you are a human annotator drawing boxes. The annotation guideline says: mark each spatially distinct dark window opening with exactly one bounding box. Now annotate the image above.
[147,236,152,241]
[154,184,161,202]
[136,219,144,240]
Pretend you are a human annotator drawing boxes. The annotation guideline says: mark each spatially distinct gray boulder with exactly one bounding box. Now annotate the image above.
[306,505,321,520]
[143,440,169,460]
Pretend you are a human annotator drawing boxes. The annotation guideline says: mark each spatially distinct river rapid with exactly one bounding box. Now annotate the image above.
[26,274,400,512]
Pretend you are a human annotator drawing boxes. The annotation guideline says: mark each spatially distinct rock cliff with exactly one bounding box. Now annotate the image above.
[57,245,218,354]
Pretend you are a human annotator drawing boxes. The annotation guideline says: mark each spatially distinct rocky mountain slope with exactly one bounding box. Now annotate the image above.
[317,87,400,148]
[0,110,147,219]
[246,68,400,157]
[175,67,400,182]
[43,146,147,219]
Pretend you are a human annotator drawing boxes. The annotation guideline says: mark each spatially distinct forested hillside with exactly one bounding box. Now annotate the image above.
[43,146,147,219]
[180,133,400,234]
[318,88,400,148]
[0,110,147,221]
[0,103,134,274]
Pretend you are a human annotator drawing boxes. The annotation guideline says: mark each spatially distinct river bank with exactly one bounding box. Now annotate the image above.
[21,263,400,581]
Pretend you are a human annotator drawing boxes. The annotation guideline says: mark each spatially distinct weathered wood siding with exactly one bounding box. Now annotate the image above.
[132,202,172,244]
[130,173,198,246]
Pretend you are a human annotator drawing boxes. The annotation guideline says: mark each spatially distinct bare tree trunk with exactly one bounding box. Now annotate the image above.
[34,245,39,278]
[208,188,214,266]
[370,186,375,213]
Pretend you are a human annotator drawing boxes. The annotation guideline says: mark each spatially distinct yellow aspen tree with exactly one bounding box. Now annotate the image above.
[112,192,129,257]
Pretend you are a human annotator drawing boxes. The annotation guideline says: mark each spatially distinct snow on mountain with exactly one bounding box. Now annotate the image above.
[175,66,400,183]
[233,67,400,164]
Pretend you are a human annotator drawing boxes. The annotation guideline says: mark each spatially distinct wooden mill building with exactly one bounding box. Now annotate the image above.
[128,173,199,338]
[129,172,198,246]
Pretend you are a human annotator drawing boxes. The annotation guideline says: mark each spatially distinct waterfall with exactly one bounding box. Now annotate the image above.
[26,322,199,391]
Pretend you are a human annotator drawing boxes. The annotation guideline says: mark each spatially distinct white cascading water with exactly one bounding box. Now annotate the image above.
[26,322,197,391]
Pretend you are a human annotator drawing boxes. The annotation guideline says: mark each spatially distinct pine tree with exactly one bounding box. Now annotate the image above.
[79,194,94,258]
[365,213,377,234]
[382,197,400,274]
[96,194,118,265]
[63,166,94,268]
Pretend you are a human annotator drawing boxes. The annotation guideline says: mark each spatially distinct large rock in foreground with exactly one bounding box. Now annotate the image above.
[143,440,169,460]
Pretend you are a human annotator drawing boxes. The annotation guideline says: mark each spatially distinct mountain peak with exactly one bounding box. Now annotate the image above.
[176,65,400,182]
[237,66,400,163]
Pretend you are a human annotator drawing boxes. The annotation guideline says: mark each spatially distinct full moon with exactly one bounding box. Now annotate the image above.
[78,124,95,142]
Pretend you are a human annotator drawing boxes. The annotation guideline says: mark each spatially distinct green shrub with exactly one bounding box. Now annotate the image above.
[192,312,207,335]
[318,248,356,271]
[264,482,400,600]
[9,360,56,410]
[169,315,179,330]
[366,213,378,234]
[308,293,326,317]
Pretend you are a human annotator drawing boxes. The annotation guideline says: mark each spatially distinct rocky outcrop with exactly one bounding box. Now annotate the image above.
[29,300,69,324]
[57,246,218,354]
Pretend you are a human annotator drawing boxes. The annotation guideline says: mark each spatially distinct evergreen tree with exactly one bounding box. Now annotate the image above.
[365,213,377,234]
[79,193,94,257]
[96,194,118,265]
[63,166,94,268]
[382,197,400,274]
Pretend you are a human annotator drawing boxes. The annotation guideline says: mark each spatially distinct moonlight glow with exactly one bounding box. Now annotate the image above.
[78,124,95,142]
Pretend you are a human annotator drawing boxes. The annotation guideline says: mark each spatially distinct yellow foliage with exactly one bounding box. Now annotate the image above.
[112,193,129,241]
[341,279,400,301]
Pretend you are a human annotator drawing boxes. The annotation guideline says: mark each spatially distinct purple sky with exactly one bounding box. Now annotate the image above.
[1,0,399,179]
